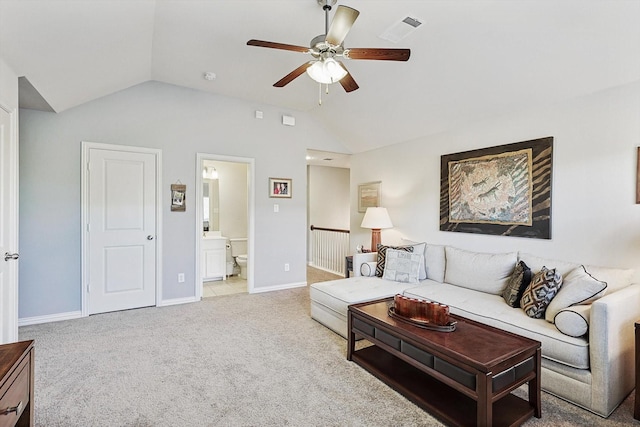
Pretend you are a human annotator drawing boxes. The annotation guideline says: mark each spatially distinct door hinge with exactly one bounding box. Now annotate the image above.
[86,283,90,293]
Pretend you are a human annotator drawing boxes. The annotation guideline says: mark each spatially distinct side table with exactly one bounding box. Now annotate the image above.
[635,321,639,420]
[0,340,34,427]
[345,256,353,278]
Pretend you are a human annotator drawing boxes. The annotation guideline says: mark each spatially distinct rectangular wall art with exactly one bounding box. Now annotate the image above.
[440,136,553,239]
[269,177,292,198]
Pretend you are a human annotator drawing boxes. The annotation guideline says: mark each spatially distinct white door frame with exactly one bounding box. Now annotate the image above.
[195,153,255,299]
[81,141,163,317]
[0,102,18,343]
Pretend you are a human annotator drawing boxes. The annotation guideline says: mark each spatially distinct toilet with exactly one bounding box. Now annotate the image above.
[230,238,248,279]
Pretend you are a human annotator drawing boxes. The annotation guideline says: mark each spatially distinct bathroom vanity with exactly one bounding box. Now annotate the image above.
[201,234,227,281]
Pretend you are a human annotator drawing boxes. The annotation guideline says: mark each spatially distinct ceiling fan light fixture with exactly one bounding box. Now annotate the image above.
[306,58,347,84]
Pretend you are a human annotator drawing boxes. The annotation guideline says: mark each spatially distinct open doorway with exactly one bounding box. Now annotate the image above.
[306,149,351,280]
[195,153,254,299]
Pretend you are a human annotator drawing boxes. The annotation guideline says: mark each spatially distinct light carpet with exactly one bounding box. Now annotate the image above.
[19,287,636,426]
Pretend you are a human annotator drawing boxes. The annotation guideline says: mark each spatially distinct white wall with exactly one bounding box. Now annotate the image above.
[0,57,18,109]
[18,81,350,319]
[351,80,640,281]
[307,165,350,262]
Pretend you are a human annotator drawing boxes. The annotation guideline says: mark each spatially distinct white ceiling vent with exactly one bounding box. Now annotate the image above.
[379,16,422,43]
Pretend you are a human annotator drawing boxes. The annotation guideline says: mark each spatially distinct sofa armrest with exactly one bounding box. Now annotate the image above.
[352,252,377,277]
[589,283,640,416]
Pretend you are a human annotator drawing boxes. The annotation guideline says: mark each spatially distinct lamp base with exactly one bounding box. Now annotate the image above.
[370,228,381,252]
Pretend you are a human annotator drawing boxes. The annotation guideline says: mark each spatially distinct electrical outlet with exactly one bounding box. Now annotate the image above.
[284,263,290,272]
[178,273,185,283]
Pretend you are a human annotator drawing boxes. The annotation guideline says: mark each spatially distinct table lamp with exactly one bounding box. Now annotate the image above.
[361,207,393,252]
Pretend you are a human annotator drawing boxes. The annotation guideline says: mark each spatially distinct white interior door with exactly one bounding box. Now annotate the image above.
[0,105,18,344]
[87,147,158,315]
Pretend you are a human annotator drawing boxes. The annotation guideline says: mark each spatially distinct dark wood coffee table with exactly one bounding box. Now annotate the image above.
[348,298,541,427]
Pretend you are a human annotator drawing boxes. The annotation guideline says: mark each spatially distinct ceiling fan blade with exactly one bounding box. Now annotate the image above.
[325,6,360,46]
[346,48,411,61]
[274,62,314,87]
[337,62,359,93]
[247,39,310,53]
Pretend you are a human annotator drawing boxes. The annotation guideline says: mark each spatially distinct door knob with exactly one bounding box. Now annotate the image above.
[4,252,19,261]
[147,235,154,240]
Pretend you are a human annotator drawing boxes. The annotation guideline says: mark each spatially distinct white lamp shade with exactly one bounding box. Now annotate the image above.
[361,207,393,229]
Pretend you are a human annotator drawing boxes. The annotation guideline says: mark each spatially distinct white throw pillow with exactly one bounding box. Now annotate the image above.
[382,249,422,284]
[400,239,427,280]
[444,246,518,295]
[545,265,606,322]
[360,261,377,277]
[583,265,634,295]
[554,305,590,337]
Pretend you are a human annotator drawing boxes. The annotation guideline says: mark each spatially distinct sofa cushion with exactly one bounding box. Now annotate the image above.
[519,253,579,276]
[545,265,606,322]
[584,265,634,295]
[444,246,517,295]
[521,267,563,319]
[425,244,446,283]
[554,305,590,337]
[360,261,377,277]
[375,244,414,277]
[310,276,416,323]
[382,249,422,284]
[502,261,532,307]
[403,282,590,369]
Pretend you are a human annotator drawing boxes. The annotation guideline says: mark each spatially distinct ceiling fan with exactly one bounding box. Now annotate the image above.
[247,0,410,96]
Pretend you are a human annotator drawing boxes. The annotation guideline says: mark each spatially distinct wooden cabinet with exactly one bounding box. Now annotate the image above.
[201,237,226,281]
[0,340,34,427]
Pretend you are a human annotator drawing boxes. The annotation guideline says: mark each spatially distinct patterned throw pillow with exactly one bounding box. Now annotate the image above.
[502,261,532,307]
[382,249,422,284]
[375,244,414,277]
[520,267,563,319]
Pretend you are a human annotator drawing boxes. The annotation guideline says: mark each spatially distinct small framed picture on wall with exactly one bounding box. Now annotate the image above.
[269,177,292,198]
[171,183,186,211]
[358,181,381,212]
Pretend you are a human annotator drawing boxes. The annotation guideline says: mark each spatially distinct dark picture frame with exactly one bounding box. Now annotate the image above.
[440,136,553,239]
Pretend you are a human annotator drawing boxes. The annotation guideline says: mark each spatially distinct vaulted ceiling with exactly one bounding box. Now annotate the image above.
[1,1,639,153]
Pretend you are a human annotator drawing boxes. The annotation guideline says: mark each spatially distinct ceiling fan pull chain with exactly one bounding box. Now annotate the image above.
[318,82,322,105]
[325,84,329,94]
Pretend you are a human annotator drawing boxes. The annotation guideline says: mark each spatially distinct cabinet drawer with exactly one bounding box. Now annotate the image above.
[0,356,30,427]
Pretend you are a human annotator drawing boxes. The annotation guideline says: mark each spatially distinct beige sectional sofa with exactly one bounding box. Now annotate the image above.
[309,243,640,417]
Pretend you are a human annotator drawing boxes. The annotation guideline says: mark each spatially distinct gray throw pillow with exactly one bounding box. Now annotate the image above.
[382,249,422,284]
[375,244,414,277]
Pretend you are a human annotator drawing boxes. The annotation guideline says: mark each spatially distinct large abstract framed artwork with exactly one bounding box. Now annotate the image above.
[440,137,553,239]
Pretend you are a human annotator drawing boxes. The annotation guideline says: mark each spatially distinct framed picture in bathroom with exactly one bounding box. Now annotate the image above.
[269,178,292,198]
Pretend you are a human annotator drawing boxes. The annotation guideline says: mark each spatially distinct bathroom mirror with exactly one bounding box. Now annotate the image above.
[203,177,219,232]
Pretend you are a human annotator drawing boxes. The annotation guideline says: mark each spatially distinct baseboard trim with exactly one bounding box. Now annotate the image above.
[19,310,83,326]
[250,281,307,294]
[159,296,199,307]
